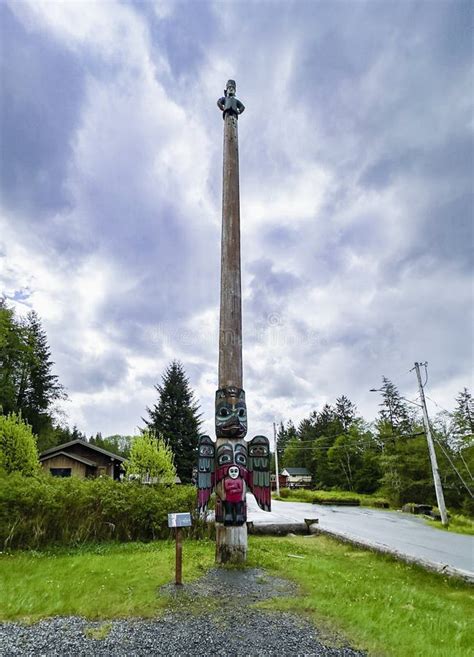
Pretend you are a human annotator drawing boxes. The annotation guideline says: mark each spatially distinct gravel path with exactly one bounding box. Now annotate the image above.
[0,569,366,656]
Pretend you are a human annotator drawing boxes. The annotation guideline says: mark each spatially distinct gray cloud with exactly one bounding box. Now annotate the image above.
[1,0,472,436]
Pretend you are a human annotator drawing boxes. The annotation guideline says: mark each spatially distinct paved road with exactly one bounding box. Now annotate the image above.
[247,496,474,577]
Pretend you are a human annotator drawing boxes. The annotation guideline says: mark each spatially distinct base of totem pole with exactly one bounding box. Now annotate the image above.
[215,524,247,564]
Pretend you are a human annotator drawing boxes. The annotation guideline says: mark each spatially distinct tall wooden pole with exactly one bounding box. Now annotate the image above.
[273,422,280,497]
[413,362,449,526]
[215,80,247,563]
[218,112,243,388]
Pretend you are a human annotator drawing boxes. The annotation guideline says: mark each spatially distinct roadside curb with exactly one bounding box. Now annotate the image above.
[304,525,474,584]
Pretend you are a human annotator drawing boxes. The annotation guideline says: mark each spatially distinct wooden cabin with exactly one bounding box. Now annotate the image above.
[40,439,125,479]
[281,467,312,489]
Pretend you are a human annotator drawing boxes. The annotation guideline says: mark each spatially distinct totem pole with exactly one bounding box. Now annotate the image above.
[197,80,271,563]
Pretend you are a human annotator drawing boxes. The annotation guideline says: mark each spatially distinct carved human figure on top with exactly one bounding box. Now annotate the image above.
[217,79,245,119]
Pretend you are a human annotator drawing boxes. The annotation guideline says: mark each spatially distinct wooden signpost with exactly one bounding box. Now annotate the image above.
[168,512,192,586]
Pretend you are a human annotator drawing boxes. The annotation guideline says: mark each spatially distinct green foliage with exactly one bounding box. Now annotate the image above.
[0,473,200,549]
[426,513,474,536]
[145,360,201,484]
[0,302,66,449]
[0,412,39,475]
[125,431,176,483]
[274,487,389,508]
[379,436,433,506]
[451,387,474,448]
[375,376,413,439]
[89,433,132,458]
[326,423,380,493]
[276,420,296,462]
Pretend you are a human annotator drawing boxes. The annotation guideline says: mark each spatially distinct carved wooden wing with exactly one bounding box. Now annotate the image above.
[247,435,271,512]
[197,435,215,511]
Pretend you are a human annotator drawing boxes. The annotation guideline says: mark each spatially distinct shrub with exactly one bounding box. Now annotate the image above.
[0,473,202,549]
[124,430,176,483]
[0,413,39,476]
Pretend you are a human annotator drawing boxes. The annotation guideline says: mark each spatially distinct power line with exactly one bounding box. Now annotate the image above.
[425,394,451,415]
[434,436,474,498]
[459,451,474,482]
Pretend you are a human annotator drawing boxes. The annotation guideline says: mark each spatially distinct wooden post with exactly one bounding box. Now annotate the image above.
[175,527,183,585]
[215,82,247,564]
[218,112,242,389]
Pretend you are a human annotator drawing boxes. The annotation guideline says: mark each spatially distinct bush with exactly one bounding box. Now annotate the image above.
[0,413,39,476]
[0,473,203,549]
[274,487,390,508]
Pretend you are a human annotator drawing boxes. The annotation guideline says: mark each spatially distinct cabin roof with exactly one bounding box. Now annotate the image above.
[39,451,98,467]
[282,467,311,476]
[40,439,125,462]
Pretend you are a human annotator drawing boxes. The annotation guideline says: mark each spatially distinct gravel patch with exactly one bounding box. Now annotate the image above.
[0,568,366,656]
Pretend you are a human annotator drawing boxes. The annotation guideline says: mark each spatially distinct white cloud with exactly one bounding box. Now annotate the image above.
[2,0,472,439]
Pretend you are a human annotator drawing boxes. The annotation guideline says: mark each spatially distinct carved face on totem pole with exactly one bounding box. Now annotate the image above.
[197,400,271,527]
[215,386,247,439]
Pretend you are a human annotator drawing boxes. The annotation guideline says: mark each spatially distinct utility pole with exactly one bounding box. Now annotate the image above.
[273,422,280,497]
[413,362,449,526]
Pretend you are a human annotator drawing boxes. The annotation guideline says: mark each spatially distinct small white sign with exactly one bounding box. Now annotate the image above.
[168,512,192,528]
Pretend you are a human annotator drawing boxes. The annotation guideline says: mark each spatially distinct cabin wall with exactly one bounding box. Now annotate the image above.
[41,455,87,478]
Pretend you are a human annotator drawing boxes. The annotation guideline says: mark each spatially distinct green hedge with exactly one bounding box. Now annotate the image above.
[0,473,207,549]
[275,487,390,508]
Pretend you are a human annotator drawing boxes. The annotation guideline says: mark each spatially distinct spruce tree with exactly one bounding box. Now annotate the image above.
[0,300,28,415]
[452,388,474,446]
[0,304,66,446]
[145,361,201,483]
[375,376,412,441]
[335,395,357,432]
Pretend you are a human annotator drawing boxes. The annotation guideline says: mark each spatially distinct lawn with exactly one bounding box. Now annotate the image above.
[1,536,472,657]
[425,513,474,536]
[274,487,390,508]
[0,540,215,621]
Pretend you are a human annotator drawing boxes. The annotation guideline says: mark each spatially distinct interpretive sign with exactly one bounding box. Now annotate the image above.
[168,512,192,528]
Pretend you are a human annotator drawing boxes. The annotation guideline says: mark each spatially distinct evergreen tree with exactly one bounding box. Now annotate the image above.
[71,425,87,441]
[89,433,132,458]
[281,435,304,468]
[452,388,474,447]
[335,395,357,432]
[145,360,201,483]
[276,420,296,462]
[0,300,28,415]
[0,304,66,444]
[375,377,413,447]
[21,311,65,436]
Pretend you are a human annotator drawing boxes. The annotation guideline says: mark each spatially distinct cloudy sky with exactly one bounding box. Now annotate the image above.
[1,0,472,440]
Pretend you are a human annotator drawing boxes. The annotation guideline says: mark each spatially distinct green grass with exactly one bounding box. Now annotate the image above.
[425,513,474,536]
[0,540,214,622]
[0,537,472,657]
[84,622,112,640]
[274,487,390,508]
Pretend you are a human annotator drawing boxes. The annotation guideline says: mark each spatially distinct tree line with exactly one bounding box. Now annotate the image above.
[0,301,200,483]
[277,381,473,514]
[1,300,472,513]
